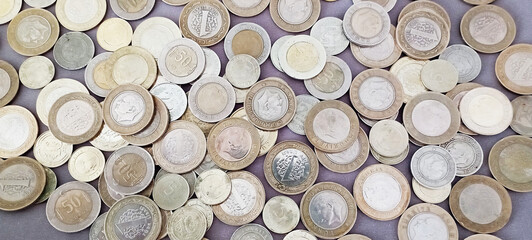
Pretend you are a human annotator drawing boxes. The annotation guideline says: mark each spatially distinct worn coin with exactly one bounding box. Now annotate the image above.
[510,96,532,137]
[353,0,396,12]
[288,94,320,135]
[397,203,458,240]
[97,174,123,207]
[359,110,398,127]
[343,2,390,46]
[24,0,56,8]
[105,195,162,240]
[150,83,187,121]
[421,59,459,93]
[440,133,483,177]
[122,97,169,146]
[369,119,408,157]
[269,0,320,33]
[88,212,107,240]
[223,0,270,17]
[195,169,232,205]
[316,127,369,173]
[304,56,352,100]
[168,206,206,240]
[34,131,73,168]
[390,57,428,103]
[489,136,532,192]
[0,0,21,24]
[19,56,54,89]
[350,25,401,69]
[84,52,113,98]
[162,0,189,5]
[310,17,349,56]
[465,234,502,240]
[411,146,456,189]
[153,173,189,210]
[68,146,105,182]
[495,44,532,94]
[460,87,513,136]
[371,142,409,165]
[90,122,129,152]
[262,196,299,234]
[231,223,273,240]
[0,105,39,158]
[53,32,95,70]
[104,146,155,195]
[279,35,327,80]
[185,198,213,230]
[226,54,260,89]
[0,157,46,211]
[270,36,292,72]
[224,22,271,65]
[179,0,230,47]
[106,46,157,89]
[284,230,317,240]
[7,8,59,56]
[231,107,278,156]
[189,76,236,123]
[412,178,451,204]
[159,38,205,84]
[103,84,154,135]
[445,82,483,135]
[35,167,57,204]
[109,0,154,20]
[96,18,132,52]
[132,17,182,58]
[0,60,18,107]
[55,0,106,31]
[440,44,482,83]
[234,86,250,104]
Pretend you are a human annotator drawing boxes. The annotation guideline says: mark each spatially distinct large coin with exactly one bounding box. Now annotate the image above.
[18,56,54,89]
[411,146,456,189]
[412,178,451,204]
[0,60,18,107]
[310,17,349,56]
[0,105,38,158]
[105,46,157,89]
[150,83,186,121]
[343,2,390,46]
[224,22,271,65]
[188,76,235,123]
[262,196,299,234]
[397,203,458,240]
[159,38,205,84]
[7,8,59,56]
[390,57,428,103]
[369,119,408,157]
[511,96,532,137]
[109,0,155,20]
[269,0,320,33]
[350,25,401,69]
[168,206,207,240]
[489,136,532,192]
[53,32,95,70]
[223,0,270,17]
[68,146,105,182]
[104,146,155,195]
[179,0,230,47]
[495,44,532,95]
[231,107,278,156]
[440,133,483,177]
[153,173,189,210]
[132,17,182,59]
[231,223,273,240]
[34,131,72,168]
[195,169,232,205]
[96,18,132,52]
[0,157,46,211]
[278,35,327,80]
[439,44,482,83]
[315,127,369,173]
[55,0,106,31]
[105,195,162,240]
[122,96,170,146]
[304,56,351,100]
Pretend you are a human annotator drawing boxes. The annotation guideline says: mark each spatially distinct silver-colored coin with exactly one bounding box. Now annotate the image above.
[369,120,409,157]
[440,133,483,177]
[132,17,182,59]
[272,148,311,188]
[153,173,189,210]
[24,0,56,8]
[0,0,21,24]
[411,146,456,189]
[159,38,205,84]
[359,111,398,127]
[284,230,317,240]
[343,2,391,46]
[53,32,95,70]
[270,36,292,73]
[439,44,482,83]
[188,76,236,123]
[104,146,155,195]
[88,212,107,240]
[151,83,187,121]
[193,154,222,175]
[182,171,197,199]
[304,56,352,100]
[85,52,112,98]
[287,94,320,135]
[226,54,260,89]
[185,198,214,230]
[231,223,273,240]
[310,17,349,56]
[109,0,155,20]
[262,196,300,234]
[105,195,162,240]
[168,206,207,240]
[510,96,532,137]
[200,48,222,78]
[224,22,271,65]
[353,0,397,12]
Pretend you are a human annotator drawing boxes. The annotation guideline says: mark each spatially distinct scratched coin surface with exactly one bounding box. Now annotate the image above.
[109,0,155,20]
[0,60,18,108]
[439,44,482,83]
[34,131,73,168]
[310,17,349,56]
[55,0,106,31]
[369,119,408,158]
[316,127,369,173]
[397,203,458,240]
[0,105,39,158]
[304,56,352,100]
[489,136,532,192]
[440,133,483,177]
[195,169,232,205]
[495,44,532,95]
[18,56,54,89]
[411,146,456,189]
[287,94,320,135]
[262,195,300,234]
[153,173,189,210]
[224,22,271,65]
[105,195,162,240]
[269,0,321,33]
[179,0,231,47]
[343,2,390,46]
[53,32,95,71]
[121,96,170,146]
[7,8,60,56]
[132,16,182,59]
[68,146,105,182]
[104,146,155,195]
[0,157,46,211]
[390,57,428,103]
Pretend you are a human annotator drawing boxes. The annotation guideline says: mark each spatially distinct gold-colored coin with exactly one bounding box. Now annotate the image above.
[105,46,157,89]
[390,57,428,103]
[55,0,106,31]
[350,25,402,69]
[0,157,46,211]
[0,105,38,158]
[495,44,532,95]
[122,97,169,146]
[223,0,270,17]
[398,203,458,240]
[7,8,60,56]
[445,82,483,135]
[179,0,230,47]
[0,60,19,108]
[96,18,133,52]
[97,174,121,208]
[315,127,369,174]
[68,146,105,182]
[269,0,321,33]
[489,135,532,192]
[231,107,278,157]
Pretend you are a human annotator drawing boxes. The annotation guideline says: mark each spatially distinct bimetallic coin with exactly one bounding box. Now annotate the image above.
[397,203,458,240]
[132,17,183,59]
[511,96,532,137]
[104,146,155,195]
[24,0,56,8]
[269,0,320,33]
[105,46,157,89]
[398,0,451,30]
[195,169,232,205]
[262,196,299,234]
[68,146,105,182]
[440,133,483,177]
[411,146,456,189]
[53,32,95,70]
[7,8,59,56]
[103,84,154,135]
[159,38,205,84]
[231,107,278,156]
[369,119,408,158]
[35,167,57,204]
[412,178,451,204]
[390,57,428,103]
[88,212,107,240]
[105,195,162,240]
[352,0,396,12]
[188,76,236,123]
[0,0,21,24]
[350,25,401,69]
[310,17,349,56]
[231,224,273,240]
[465,234,502,240]
[288,94,320,135]
[46,181,101,232]
[224,22,271,65]
[85,52,113,98]
[304,56,352,100]
[122,97,170,146]
[19,56,54,89]
[440,44,482,83]
[420,60,459,93]
[96,18,132,52]
[223,0,270,17]
[153,174,189,210]
[279,35,327,80]
[0,105,39,158]
[460,87,513,136]
[185,198,213,230]
[97,174,123,207]
[151,83,187,121]
[55,0,106,31]
[179,0,231,47]
[0,157,46,211]
[489,136,532,192]
[109,0,155,20]
[270,36,292,73]
[496,44,532,95]
[284,230,317,240]
[316,127,369,173]
[90,123,129,152]
[168,206,207,240]
[343,2,390,46]
[225,54,260,89]
[34,131,73,168]
[0,61,18,108]
[180,106,215,136]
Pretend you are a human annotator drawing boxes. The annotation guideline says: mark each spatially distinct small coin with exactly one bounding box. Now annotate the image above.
[398,0,451,33]
[230,107,278,156]
[397,203,458,240]
[226,54,260,89]
[464,234,502,240]
[24,0,56,8]
[180,106,215,136]
[19,56,54,89]
[0,0,21,24]
[46,181,101,233]
[304,56,352,100]
[132,17,182,59]
[284,230,317,240]
[122,97,170,146]
[159,38,205,84]
[439,44,482,83]
[371,142,409,165]
[369,119,408,157]
[55,0,106,31]
[350,25,401,69]
[34,131,73,168]
[510,96,532,137]
[7,8,59,56]
[316,127,369,173]
[150,83,187,121]
[262,196,299,234]
[53,32,95,70]
[440,133,483,177]
[105,46,157,89]
[90,122,129,152]
[84,52,113,98]
[279,35,327,80]
[0,105,39,158]
[489,136,532,192]
[109,0,154,20]
[390,57,428,103]
[185,198,213,230]
[195,169,232,205]
[105,195,162,240]
[269,0,320,33]
[287,94,320,135]
[68,146,105,182]
[224,22,271,65]
[193,154,222,175]
[460,87,513,136]
[168,206,207,240]
[0,157,46,211]
[496,44,532,94]
[88,212,107,240]
[461,5,516,53]
[445,82,483,135]
[301,182,357,239]
[338,234,371,240]
[411,146,456,189]
[310,17,349,56]
[343,2,390,46]
[0,60,18,107]
[223,0,270,17]
[264,141,319,195]
[97,18,132,52]
[231,223,273,240]
[421,59,459,93]
[34,167,57,204]
[179,0,230,47]
[189,76,236,123]
[270,36,292,73]
[153,173,189,210]
[104,146,155,195]
[412,178,451,204]
[449,175,512,233]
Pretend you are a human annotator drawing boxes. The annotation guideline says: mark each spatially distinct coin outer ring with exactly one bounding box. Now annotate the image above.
[315,127,369,174]
[0,60,19,107]
[389,57,428,103]
[460,5,516,54]
[304,56,352,100]
[305,100,360,153]
[300,182,357,239]
[53,32,95,70]
[223,0,270,17]
[449,175,512,233]
[0,157,46,211]
[397,10,450,60]
[411,146,456,189]
[109,0,155,21]
[19,56,55,89]
[343,2,390,46]
[0,106,39,158]
[269,0,320,33]
[264,140,319,195]
[179,0,231,47]
[398,1,451,28]
[188,76,236,123]
[122,97,170,146]
[207,118,260,171]
[158,38,206,84]
[278,35,327,80]
[0,0,21,24]
[212,171,266,226]
[495,44,532,95]
[244,77,297,130]
[97,175,119,208]
[350,25,401,69]
[103,84,155,135]
[104,146,155,195]
[55,0,106,31]
[224,22,272,65]
[46,181,101,233]
[152,174,189,210]
[105,195,162,240]
[489,135,532,192]
[7,9,60,56]
[397,203,458,240]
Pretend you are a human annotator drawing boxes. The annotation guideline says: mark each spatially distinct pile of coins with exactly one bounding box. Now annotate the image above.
[0,0,531,239]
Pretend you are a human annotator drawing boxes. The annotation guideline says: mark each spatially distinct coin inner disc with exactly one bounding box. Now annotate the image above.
[352,8,383,39]
[113,54,149,85]
[0,164,36,201]
[359,76,395,111]
[405,17,441,52]
[362,172,402,212]
[110,91,146,126]
[412,100,451,137]
[112,153,147,187]
[287,42,319,72]
[56,100,95,137]
[16,16,52,49]
[468,95,503,127]
[166,46,198,77]
[505,52,532,86]
[0,1,14,16]
[311,62,344,93]
[232,30,264,59]
[162,129,198,164]
[273,148,310,187]
[54,189,93,224]
[187,5,223,39]
[0,113,30,151]
[326,140,361,165]
[407,212,449,240]
[459,183,502,224]
[220,178,256,216]
[197,83,228,114]
[499,144,532,183]
[418,152,451,181]
[309,190,348,230]
[215,126,252,162]
[278,0,313,25]
[252,87,289,122]
[469,12,507,45]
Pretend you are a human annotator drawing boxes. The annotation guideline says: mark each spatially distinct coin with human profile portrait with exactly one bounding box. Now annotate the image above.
[7,8,60,56]
[343,2,390,47]
[103,84,154,135]
[411,146,456,189]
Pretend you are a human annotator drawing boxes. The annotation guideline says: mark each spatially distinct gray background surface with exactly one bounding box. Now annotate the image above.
[0,0,530,239]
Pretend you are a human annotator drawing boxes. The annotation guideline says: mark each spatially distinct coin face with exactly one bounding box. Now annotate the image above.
[223,0,270,17]
[34,131,73,168]
[179,0,230,47]
[132,17,182,59]
[464,234,502,240]
[390,57,428,103]
[0,61,18,108]
[310,17,350,56]
[495,44,532,94]
[151,83,187,121]
[510,96,532,137]
[105,46,157,89]
[195,169,232,205]
[55,0,106,31]
[412,178,451,204]
[440,133,483,177]
[68,146,105,182]
[440,44,482,83]
[104,146,155,195]
[449,175,512,233]
[224,22,271,65]
[96,18,132,52]
[153,174,189,210]
[304,56,352,100]
[7,8,60,56]
[0,105,38,158]
[287,94,320,135]
[0,0,21,24]
[369,119,408,157]
[284,230,317,240]
[270,0,320,32]
[36,78,89,126]
[24,0,56,8]
[53,32,95,70]
[279,35,327,80]
[88,212,107,240]
[200,47,222,79]
[262,196,299,234]
[46,181,101,233]
[226,54,261,89]
[411,146,456,189]
[489,136,532,192]
[398,0,451,28]
[0,157,46,211]
[316,127,369,173]
[343,2,390,46]
[420,59,459,93]
[84,52,113,98]
[231,107,278,156]
[397,203,458,240]
[159,38,205,84]
[109,0,155,20]
[445,82,483,135]
[231,223,273,240]
[189,76,236,123]
[105,195,162,240]
[168,206,207,240]
[122,97,170,146]
[350,25,401,69]
[19,56,54,89]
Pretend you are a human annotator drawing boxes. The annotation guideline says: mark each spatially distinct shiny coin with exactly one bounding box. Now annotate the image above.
[353,164,410,221]
[0,157,46,211]
[90,122,129,151]
[301,182,357,239]
[46,181,101,232]
[449,175,512,233]
[19,56,54,89]
[496,44,532,94]
[159,38,205,84]
[105,195,162,240]
[287,94,320,135]
[226,54,260,88]
[24,0,56,8]
[231,223,273,240]
[84,52,113,98]
[284,230,317,240]
[390,57,428,103]
[132,17,182,59]
[397,203,458,240]
[440,133,483,177]
[511,96,532,137]
[264,141,319,195]
[369,119,408,157]
[35,167,57,204]
[270,36,292,72]
[412,178,451,204]
[343,2,390,46]
[88,212,106,240]
[0,60,18,107]
[262,196,299,234]
[316,127,369,173]
[105,46,157,89]
[179,0,230,47]
[446,82,483,135]
[68,146,105,182]
[212,171,265,226]
[310,17,349,56]
[350,25,401,69]
[103,84,154,135]
[55,0,106,31]
[411,146,456,189]
[34,131,73,168]
[465,234,502,240]
[96,18,132,52]
[224,22,271,65]
[489,136,532,192]
[150,83,187,121]
[180,106,215,136]
[421,59,458,93]
[460,87,513,135]
[53,32,95,70]
[223,0,270,17]
[122,97,170,146]
[231,107,278,156]
[0,0,21,24]
[168,206,207,240]
[0,105,38,158]
[109,0,154,20]
[279,35,327,80]
[7,8,59,56]
[200,48,222,78]
[461,5,516,53]
[371,142,409,165]
[195,169,232,205]
[185,198,213,230]
[304,56,352,100]
[439,44,482,83]
[153,173,189,210]
[189,76,236,123]
[104,146,155,195]
[269,0,320,33]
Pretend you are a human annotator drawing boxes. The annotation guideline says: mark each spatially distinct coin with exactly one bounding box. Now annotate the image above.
[460,87,513,136]
[231,107,278,156]
[212,171,265,226]
[304,56,352,100]
[461,5,516,53]
[439,44,482,83]
[185,198,213,230]
[90,123,129,151]
[412,178,451,204]
[371,142,409,165]
[189,76,236,123]
[224,22,271,65]
[223,0,270,17]
[284,230,317,240]
[103,84,154,135]
[97,174,122,207]
[411,146,456,189]
[105,195,162,240]
[420,59,459,93]
[34,131,73,168]
[19,56,54,89]
[489,135,532,192]
[398,0,451,31]
[53,32,95,70]
[350,69,403,120]
[46,181,101,232]
[0,105,38,158]
[96,18,132,52]
[270,36,292,72]
[279,35,327,80]
[122,97,169,146]
[510,96,532,137]
[84,52,113,98]
[231,223,272,240]
[200,48,222,79]
[287,94,320,135]
[0,61,18,108]
[153,173,189,210]
[359,110,398,127]
[316,127,369,173]
[159,39,205,84]
[440,133,483,177]
[369,119,408,157]
[88,212,107,240]
[180,106,215,136]
[55,0,106,31]
[195,169,232,205]
[264,141,319,195]
[37,78,89,127]
[449,175,512,233]
[132,17,182,58]
[445,82,483,135]
[150,83,187,121]
[168,206,207,240]
[234,87,250,104]
[338,234,371,240]
[350,25,401,69]
[495,44,532,94]
[465,234,502,240]
[156,209,171,240]
[352,0,396,12]
[226,54,260,89]
[109,0,154,20]
[310,17,349,56]
[106,46,157,89]
[301,182,357,239]
[269,0,320,33]
[68,146,105,182]
[343,2,390,46]
[262,196,299,234]
[353,164,410,221]
[0,157,46,211]
[34,167,57,204]
[0,0,21,24]
[390,57,428,103]
[179,0,230,47]
[397,203,458,240]
[7,8,60,56]
[104,146,155,195]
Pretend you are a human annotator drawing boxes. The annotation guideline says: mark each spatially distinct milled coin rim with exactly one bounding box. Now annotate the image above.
[188,75,236,123]
[55,0,106,31]
[350,25,401,69]
[343,2,390,47]
[410,146,456,189]
[262,195,300,234]
[104,146,156,195]
[223,0,270,17]
[495,44,532,95]
[278,35,327,80]
[159,38,206,84]
[105,46,157,89]
[489,135,532,192]
[397,203,458,240]
[304,56,352,100]
[179,0,230,47]
[122,96,169,146]
[7,8,60,56]
[0,157,46,211]
[109,0,155,21]
[105,195,162,240]
[68,146,105,182]
[0,105,39,158]
[96,18,132,52]
[0,60,19,107]
[315,127,369,173]
[269,0,320,33]
[224,22,272,65]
